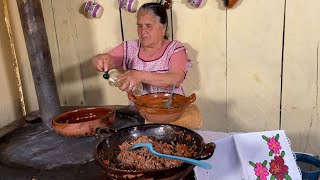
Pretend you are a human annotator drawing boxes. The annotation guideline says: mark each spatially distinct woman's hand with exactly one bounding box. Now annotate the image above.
[91,53,116,72]
[117,70,145,93]
[132,70,184,90]
[116,69,184,93]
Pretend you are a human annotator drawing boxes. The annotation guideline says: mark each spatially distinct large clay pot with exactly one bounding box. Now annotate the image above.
[128,92,196,123]
[52,107,115,137]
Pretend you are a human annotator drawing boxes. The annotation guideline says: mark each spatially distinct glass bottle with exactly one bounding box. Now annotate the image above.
[103,69,143,96]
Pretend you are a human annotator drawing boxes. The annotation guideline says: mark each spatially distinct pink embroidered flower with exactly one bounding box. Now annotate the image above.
[254,162,269,180]
[267,137,282,154]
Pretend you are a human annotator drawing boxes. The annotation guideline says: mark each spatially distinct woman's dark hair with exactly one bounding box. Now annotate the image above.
[138,3,168,39]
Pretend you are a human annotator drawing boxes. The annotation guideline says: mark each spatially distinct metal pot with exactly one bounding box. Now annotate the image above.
[94,124,215,180]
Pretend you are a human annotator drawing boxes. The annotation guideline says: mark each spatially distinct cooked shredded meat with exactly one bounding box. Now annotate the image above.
[108,136,196,171]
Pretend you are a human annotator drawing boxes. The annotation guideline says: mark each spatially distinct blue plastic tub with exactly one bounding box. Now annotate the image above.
[295,152,320,180]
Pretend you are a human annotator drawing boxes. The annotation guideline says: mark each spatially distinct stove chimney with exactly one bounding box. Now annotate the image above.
[16,0,61,128]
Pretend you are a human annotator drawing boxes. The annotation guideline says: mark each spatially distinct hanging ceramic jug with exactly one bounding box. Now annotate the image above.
[186,0,204,8]
[156,0,172,9]
[118,0,139,13]
[83,0,104,18]
[223,0,238,8]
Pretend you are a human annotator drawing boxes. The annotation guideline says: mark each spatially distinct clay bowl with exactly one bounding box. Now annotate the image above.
[128,92,196,123]
[52,107,115,137]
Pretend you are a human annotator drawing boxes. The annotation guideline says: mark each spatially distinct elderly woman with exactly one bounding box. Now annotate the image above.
[92,2,191,95]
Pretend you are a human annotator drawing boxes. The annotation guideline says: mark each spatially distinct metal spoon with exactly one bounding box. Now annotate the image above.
[130,142,212,169]
[163,81,176,108]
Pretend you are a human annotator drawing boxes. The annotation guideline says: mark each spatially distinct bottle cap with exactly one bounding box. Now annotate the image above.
[103,71,109,79]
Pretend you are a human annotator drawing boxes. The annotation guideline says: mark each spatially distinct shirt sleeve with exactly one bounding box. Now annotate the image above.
[169,40,192,76]
[169,50,187,74]
[107,43,124,67]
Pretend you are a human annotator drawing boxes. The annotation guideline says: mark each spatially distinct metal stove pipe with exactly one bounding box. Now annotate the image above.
[16,0,60,127]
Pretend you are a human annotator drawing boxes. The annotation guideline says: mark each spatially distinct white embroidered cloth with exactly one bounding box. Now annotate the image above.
[195,130,302,180]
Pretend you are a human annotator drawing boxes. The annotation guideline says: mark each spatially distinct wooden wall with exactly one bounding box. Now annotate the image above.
[0,0,23,132]
[1,0,319,155]
[227,0,284,132]
[281,0,320,154]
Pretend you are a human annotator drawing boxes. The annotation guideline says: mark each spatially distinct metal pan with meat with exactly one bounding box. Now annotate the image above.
[94,124,215,180]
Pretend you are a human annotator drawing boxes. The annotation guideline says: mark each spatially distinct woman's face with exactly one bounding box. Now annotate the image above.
[137,10,166,48]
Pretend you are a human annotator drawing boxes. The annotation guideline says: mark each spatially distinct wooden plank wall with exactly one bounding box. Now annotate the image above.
[227,0,284,132]
[42,0,128,106]
[8,0,317,155]
[0,1,22,128]
[281,0,320,154]
[173,1,227,131]
[7,0,38,113]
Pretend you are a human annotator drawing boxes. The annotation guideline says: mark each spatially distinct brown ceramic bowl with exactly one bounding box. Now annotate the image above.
[52,107,115,137]
[128,92,196,123]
